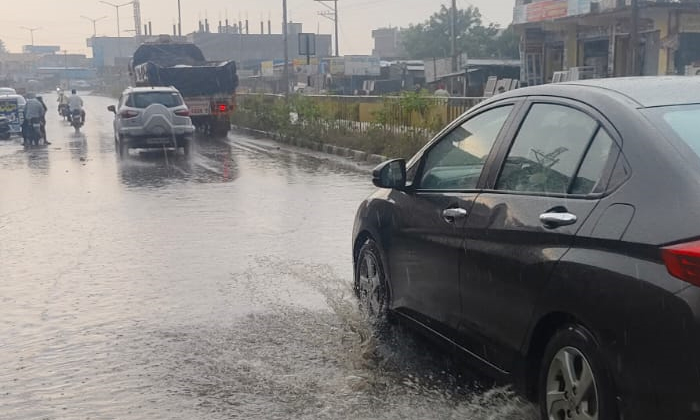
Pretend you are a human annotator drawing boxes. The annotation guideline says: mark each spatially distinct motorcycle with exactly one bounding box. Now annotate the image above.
[70,109,84,132]
[23,117,43,147]
[58,103,70,120]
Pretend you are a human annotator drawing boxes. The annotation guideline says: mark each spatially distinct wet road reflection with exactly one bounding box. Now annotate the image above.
[0,95,535,419]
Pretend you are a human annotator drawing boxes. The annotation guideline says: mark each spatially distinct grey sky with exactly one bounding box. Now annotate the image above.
[1,0,512,56]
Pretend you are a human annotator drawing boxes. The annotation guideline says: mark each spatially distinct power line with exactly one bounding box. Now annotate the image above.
[315,0,339,56]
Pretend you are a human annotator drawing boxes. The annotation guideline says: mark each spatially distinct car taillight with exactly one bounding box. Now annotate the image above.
[175,109,190,117]
[120,110,139,119]
[218,104,227,112]
[662,240,700,287]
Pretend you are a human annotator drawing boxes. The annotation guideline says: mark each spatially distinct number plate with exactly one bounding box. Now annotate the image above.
[188,102,210,116]
[146,137,172,145]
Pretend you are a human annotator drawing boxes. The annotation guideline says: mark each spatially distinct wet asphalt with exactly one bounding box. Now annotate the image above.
[0,94,535,420]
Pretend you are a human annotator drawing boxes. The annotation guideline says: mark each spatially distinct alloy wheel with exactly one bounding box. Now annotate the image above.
[546,346,599,420]
[357,250,384,318]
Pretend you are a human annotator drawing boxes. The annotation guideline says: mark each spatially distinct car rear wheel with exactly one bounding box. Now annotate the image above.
[355,239,389,327]
[539,325,617,420]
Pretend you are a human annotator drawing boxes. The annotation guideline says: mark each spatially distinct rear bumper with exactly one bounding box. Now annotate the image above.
[615,285,700,420]
[120,133,193,149]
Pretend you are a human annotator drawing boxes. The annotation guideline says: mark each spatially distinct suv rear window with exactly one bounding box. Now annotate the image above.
[126,92,183,109]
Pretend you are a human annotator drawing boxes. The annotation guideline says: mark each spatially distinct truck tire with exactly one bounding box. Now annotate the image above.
[212,119,230,137]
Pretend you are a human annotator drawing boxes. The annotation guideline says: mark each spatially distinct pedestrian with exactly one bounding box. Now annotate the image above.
[36,95,50,145]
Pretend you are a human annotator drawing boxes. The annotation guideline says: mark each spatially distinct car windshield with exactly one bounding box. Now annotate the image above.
[127,91,183,108]
[644,105,700,158]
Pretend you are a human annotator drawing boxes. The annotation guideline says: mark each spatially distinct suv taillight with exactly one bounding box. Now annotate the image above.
[662,240,700,287]
[120,110,139,119]
[174,109,190,117]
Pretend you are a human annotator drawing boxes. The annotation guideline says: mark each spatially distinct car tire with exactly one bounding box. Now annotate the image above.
[355,239,390,328]
[118,138,128,158]
[539,324,618,420]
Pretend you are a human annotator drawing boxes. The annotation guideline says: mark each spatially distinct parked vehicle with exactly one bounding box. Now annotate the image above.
[108,86,195,157]
[0,87,17,96]
[129,35,238,136]
[0,94,26,137]
[352,76,700,420]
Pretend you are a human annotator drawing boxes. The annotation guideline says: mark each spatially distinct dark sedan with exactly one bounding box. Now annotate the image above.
[352,77,700,420]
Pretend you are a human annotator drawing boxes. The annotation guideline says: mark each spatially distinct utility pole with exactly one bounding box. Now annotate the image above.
[283,0,290,96]
[451,0,457,72]
[81,15,108,37]
[177,0,182,36]
[20,26,41,47]
[630,0,639,76]
[315,0,339,56]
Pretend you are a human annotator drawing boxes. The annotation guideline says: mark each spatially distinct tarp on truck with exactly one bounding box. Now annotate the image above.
[132,43,206,68]
[134,60,239,97]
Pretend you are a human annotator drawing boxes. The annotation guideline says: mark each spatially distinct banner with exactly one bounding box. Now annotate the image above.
[344,56,381,76]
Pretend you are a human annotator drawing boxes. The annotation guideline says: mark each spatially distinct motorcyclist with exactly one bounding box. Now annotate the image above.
[67,89,85,123]
[57,88,69,117]
[22,93,46,145]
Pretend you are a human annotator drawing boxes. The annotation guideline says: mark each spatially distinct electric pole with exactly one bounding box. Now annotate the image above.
[283,0,290,96]
[451,0,457,72]
[630,0,639,76]
[81,15,108,37]
[315,0,339,56]
[177,0,182,36]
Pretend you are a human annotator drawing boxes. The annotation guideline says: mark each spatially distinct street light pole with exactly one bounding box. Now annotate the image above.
[20,26,41,47]
[283,0,290,96]
[100,1,133,63]
[630,0,639,76]
[81,15,108,37]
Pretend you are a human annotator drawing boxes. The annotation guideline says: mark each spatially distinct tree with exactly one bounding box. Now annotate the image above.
[401,5,518,60]
[0,39,7,54]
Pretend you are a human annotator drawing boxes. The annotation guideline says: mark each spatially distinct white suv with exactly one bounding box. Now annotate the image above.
[108,86,195,157]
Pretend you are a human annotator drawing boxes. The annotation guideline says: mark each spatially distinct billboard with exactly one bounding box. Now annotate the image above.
[513,0,590,24]
[344,55,381,76]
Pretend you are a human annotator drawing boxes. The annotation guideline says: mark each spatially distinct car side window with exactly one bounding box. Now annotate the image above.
[570,129,615,195]
[417,105,513,190]
[495,103,600,195]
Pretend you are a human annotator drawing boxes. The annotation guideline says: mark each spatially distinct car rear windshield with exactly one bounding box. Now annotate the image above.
[126,92,183,109]
[645,105,700,157]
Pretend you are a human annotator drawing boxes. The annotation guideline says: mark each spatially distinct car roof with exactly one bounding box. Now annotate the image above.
[0,94,25,100]
[123,86,180,94]
[496,76,700,108]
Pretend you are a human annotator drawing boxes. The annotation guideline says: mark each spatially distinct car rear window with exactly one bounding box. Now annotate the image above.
[645,105,700,157]
[126,92,183,108]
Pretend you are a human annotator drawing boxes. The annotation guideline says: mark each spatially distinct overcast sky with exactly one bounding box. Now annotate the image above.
[1,0,512,56]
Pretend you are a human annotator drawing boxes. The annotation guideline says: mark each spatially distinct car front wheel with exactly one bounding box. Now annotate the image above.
[355,239,389,327]
[539,324,618,420]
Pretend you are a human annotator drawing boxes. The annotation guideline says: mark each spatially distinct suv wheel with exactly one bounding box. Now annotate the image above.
[539,324,618,420]
[117,137,128,158]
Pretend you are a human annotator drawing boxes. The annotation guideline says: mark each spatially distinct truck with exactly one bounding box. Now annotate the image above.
[129,36,238,135]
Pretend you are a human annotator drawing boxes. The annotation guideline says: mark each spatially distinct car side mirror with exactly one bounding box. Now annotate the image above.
[107,105,116,114]
[372,159,407,189]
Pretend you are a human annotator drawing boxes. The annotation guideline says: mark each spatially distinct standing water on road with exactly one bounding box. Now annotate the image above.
[0,95,535,419]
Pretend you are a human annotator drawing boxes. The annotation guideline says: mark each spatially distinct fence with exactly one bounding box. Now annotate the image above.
[232,93,486,159]
[234,93,485,136]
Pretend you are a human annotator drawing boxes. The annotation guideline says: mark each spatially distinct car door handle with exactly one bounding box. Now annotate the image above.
[442,208,468,223]
[539,212,578,228]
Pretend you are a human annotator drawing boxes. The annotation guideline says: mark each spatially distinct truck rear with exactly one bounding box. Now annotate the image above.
[130,38,238,135]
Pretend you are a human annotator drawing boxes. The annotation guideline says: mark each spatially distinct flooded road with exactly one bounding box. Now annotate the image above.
[0,94,535,419]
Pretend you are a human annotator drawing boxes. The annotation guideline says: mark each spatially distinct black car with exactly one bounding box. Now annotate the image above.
[352,77,700,420]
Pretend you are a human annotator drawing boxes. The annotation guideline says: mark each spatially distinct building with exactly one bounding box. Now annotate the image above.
[513,0,700,85]
[372,27,406,59]
[89,23,333,72]
[189,25,333,69]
